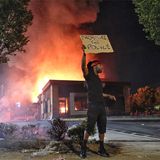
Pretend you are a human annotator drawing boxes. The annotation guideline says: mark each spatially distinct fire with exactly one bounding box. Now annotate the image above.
[8,0,101,103]
[31,76,50,102]
[31,66,84,102]
[59,97,68,114]
[0,0,102,122]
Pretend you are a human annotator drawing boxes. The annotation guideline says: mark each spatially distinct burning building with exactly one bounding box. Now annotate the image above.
[39,80,131,119]
[0,0,125,122]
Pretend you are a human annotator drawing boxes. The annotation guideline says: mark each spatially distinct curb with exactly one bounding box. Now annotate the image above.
[107,140,160,142]
[108,117,160,121]
[62,117,160,122]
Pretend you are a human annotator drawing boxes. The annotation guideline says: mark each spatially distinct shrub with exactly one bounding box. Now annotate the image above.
[48,118,68,141]
[67,121,95,144]
[0,123,17,139]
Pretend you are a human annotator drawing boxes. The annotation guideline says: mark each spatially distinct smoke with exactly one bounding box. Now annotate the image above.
[0,0,101,120]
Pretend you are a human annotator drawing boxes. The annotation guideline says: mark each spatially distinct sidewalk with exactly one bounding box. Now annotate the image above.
[107,115,160,121]
[90,129,160,142]
[89,128,160,160]
[63,115,160,122]
[0,119,160,160]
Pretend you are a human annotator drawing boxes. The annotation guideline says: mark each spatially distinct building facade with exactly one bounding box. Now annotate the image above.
[39,80,131,119]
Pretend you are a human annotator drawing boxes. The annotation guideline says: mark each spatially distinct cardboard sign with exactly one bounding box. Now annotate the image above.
[80,35,113,54]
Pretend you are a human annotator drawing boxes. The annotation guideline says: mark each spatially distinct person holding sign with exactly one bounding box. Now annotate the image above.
[80,46,116,158]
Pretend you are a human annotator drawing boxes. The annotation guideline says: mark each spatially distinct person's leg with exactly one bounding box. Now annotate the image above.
[99,133,106,151]
[97,108,106,143]
[99,133,105,141]
[97,109,109,157]
[98,133,109,157]
[84,130,90,140]
[81,130,89,150]
[97,121,106,153]
[80,104,97,158]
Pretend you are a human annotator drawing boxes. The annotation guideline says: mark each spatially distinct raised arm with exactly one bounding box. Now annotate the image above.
[81,46,88,76]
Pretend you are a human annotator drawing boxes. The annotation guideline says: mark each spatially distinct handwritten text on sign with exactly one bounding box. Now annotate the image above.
[80,35,113,54]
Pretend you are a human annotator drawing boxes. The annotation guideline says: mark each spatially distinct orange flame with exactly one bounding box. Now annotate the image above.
[31,70,84,102]
[8,0,100,103]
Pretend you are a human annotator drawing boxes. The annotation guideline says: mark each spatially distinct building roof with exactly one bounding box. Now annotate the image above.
[42,79,131,93]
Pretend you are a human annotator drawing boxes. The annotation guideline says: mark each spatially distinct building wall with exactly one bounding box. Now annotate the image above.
[52,84,59,118]
[40,80,131,119]
[41,86,52,119]
[103,82,130,115]
[123,86,131,114]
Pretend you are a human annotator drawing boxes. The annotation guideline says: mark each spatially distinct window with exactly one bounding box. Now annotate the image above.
[59,97,68,114]
[74,94,87,111]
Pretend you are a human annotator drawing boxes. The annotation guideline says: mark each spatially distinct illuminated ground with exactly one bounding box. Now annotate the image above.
[0,142,160,160]
[0,119,160,159]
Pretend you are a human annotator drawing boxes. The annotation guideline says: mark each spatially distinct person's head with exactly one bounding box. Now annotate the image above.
[87,60,103,74]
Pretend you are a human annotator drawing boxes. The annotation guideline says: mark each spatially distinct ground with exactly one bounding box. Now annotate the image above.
[0,141,160,160]
[0,118,160,160]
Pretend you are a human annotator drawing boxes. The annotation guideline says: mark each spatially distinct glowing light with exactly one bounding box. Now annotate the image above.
[59,98,68,114]
[31,69,84,102]
[16,102,21,108]
[59,107,66,114]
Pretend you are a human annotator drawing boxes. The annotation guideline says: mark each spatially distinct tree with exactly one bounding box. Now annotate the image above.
[0,0,33,63]
[130,86,156,112]
[133,0,160,45]
[155,87,160,105]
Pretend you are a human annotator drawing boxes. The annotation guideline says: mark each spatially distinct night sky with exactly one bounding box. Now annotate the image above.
[88,0,160,92]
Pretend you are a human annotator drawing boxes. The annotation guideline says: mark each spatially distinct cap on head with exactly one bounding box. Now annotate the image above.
[87,60,101,69]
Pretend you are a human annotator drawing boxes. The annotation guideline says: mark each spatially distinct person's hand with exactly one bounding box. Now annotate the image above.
[111,96,116,101]
[109,95,116,101]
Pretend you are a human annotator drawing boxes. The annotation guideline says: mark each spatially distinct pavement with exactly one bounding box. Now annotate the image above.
[1,117,160,160]
[63,116,160,142]
[1,116,160,143]
[91,129,160,142]
[89,117,160,160]
[107,115,160,121]
[62,115,160,122]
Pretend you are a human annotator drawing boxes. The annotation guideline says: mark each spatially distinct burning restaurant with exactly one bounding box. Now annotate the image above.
[0,1,131,122]
[38,80,131,119]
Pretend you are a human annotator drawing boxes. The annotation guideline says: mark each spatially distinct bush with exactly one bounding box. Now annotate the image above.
[67,121,95,144]
[48,118,68,141]
[0,123,17,139]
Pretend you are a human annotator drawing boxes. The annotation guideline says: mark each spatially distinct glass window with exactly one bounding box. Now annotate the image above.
[74,95,87,111]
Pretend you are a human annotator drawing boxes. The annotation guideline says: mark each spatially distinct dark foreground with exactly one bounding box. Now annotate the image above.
[0,141,160,160]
